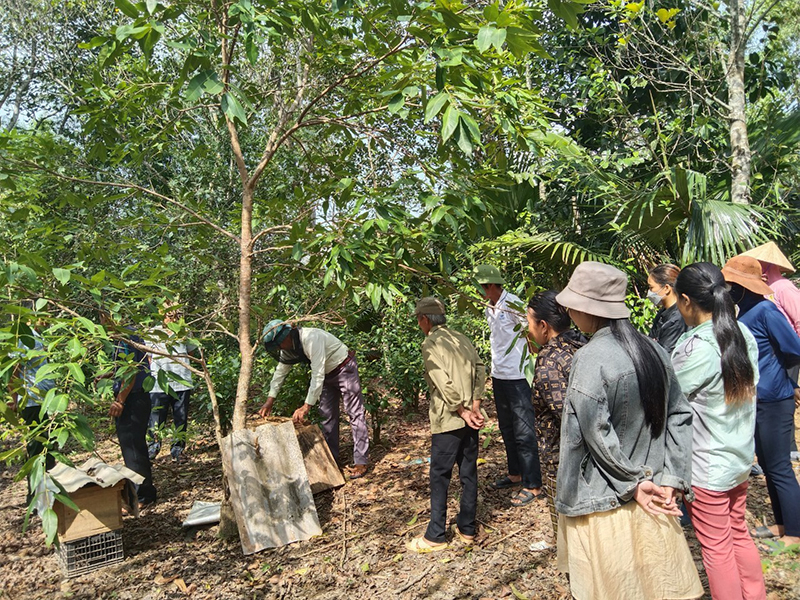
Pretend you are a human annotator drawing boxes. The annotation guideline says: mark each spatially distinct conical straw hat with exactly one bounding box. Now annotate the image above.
[740,241,795,273]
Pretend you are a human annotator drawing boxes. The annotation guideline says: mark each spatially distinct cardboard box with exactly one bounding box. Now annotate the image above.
[54,481,125,542]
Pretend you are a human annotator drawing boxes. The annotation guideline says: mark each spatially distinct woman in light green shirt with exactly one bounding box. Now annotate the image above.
[671,262,766,600]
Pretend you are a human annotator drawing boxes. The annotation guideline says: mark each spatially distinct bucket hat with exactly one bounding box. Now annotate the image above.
[555,261,630,319]
[739,241,795,274]
[721,255,773,295]
[473,265,505,285]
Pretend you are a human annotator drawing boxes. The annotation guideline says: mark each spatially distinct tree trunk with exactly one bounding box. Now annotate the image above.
[727,0,751,205]
[232,186,255,431]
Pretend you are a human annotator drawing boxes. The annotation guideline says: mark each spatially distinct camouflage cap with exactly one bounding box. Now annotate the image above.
[261,319,291,346]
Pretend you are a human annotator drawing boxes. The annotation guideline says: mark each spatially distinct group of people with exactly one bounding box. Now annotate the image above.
[10,240,799,599]
[9,307,196,512]
[263,243,797,600]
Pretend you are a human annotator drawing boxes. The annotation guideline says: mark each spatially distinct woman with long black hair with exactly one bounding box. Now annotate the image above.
[554,261,701,600]
[526,291,585,538]
[672,262,765,600]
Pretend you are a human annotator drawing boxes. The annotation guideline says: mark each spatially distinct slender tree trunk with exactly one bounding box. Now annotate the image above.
[232,187,255,431]
[200,355,225,448]
[727,0,751,205]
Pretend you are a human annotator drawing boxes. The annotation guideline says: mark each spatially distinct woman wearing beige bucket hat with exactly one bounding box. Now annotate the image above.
[553,262,702,600]
[723,255,800,546]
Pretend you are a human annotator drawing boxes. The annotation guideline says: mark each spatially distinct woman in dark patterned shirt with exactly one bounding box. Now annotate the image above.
[527,291,586,536]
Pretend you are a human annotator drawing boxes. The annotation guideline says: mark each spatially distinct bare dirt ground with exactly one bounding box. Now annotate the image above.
[1,401,799,600]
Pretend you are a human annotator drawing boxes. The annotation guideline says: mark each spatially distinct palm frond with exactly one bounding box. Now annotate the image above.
[681,199,773,265]
[476,230,611,269]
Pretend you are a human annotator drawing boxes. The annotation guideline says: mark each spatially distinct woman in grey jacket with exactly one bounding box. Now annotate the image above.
[554,262,702,600]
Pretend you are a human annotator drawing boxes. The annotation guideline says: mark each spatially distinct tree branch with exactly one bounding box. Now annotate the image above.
[12,160,241,244]
[250,224,292,246]
[248,35,411,190]
[744,0,781,41]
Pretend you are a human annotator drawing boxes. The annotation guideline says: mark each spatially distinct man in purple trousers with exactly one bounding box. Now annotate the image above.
[258,319,370,478]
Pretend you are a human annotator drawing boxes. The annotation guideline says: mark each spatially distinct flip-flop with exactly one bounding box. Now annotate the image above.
[750,525,777,539]
[347,465,368,479]
[492,476,521,489]
[510,489,543,507]
[405,536,448,554]
[451,524,475,544]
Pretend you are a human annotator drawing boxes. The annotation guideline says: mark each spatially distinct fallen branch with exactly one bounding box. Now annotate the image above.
[482,527,525,549]
[295,526,384,558]
[339,488,348,569]
[395,519,429,537]
[395,564,434,594]
[476,517,496,532]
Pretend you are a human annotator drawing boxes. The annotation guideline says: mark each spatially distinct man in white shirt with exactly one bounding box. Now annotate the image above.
[475,265,543,506]
[258,320,370,478]
[147,309,196,463]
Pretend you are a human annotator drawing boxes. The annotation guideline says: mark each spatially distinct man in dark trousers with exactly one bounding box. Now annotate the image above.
[406,297,485,553]
[105,315,157,508]
[474,264,543,506]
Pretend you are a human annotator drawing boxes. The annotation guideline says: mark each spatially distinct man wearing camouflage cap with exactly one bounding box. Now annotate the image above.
[406,297,485,553]
[258,320,369,478]
[474,264,543,506]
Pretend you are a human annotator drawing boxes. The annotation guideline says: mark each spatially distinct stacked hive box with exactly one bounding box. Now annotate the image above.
[51,476,129,577]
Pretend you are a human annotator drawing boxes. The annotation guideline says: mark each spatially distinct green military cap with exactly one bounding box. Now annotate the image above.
[473,264,505,285]
[415,296,446,315]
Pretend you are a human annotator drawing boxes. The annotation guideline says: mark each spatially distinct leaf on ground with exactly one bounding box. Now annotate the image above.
[392,553,403,563]
[294,567,309,576]
[406,514,418,526]
[173,578,188,594]
[477,458,487,465]
[154,574,177,585]
[510,583,529,600]
[360,562,370,572]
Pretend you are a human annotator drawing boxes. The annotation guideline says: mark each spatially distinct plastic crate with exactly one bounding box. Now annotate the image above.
[56,529,124,577]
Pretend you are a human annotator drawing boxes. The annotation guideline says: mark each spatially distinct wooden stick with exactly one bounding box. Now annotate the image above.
[395,564,434,594]
[395,519,429,537]
[339,488,348,568]
[476,517,496,532]
[295,526,384,558]
[482,526,525,549]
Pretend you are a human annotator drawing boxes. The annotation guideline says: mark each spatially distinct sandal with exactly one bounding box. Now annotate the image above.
[750,525,778,539]
[492,476,521,490]
[451,524,475,544]
[347,464,368,479]
[406,536,448,554]
[510,489,543,507]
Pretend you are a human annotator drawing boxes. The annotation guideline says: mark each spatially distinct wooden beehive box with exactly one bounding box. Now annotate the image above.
[54,481,126,542]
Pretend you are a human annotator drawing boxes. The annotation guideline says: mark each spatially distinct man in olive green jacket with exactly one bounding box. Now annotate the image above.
[406,296,486,553]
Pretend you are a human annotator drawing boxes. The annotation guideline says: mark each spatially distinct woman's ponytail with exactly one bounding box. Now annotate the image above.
[675,263,755,405]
